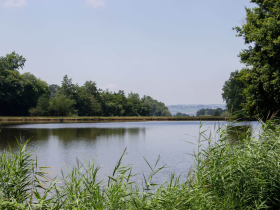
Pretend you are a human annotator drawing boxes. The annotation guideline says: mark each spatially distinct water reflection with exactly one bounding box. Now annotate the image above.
[0,126,145,150]
[0,121,260,183]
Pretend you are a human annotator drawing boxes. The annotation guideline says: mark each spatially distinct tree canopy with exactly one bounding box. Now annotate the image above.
[222,70,246,114]
[0,52,171,117]
[0,52,49,116]
[196,108,227,116]
[230,0,280,118]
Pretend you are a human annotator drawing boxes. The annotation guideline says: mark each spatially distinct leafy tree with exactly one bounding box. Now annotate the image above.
[213,109,220,116]
[141,95,171,116]
[76,85,102,116]
[0,51,26,73]
[197,108,226,116]
[222,70,246,114]
[0,52,50,116]
[49,84,60,99]
[49,94,76,116]
[20,72,50,115]
[59,75,78,99]
[0,54,173,117]
[0,69,22,116]
[127,93,142,116]
[0,52,26,116]
[196,109,206,116]
[83,80,99,97]
[29,94,50,116]
[99,90,128,116]
[234,0,280,118]
[175,112,189,117]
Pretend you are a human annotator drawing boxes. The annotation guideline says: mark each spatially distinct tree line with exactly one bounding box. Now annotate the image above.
[222,0,280,120]
[196,108,229,117]
[0,52,171,117]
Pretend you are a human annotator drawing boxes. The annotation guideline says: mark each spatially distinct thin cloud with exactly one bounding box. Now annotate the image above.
[86,0,105,8]
[3,0,26,7]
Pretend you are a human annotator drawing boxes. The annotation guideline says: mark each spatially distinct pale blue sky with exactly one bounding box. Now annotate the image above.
[0,0,253,105]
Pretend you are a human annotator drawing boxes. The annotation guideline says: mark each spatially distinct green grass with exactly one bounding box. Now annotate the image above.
[1,120,280,209]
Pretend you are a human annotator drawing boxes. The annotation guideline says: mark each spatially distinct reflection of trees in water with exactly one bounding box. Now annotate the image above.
[0,128,50,148]
[0,127,145,149]
[51,128,145,142]
[226,125,252,144]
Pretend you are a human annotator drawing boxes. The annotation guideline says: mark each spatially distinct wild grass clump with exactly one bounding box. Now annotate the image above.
[2,121,280,209]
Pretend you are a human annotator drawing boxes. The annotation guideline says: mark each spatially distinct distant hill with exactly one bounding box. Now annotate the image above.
[167,104,226,116]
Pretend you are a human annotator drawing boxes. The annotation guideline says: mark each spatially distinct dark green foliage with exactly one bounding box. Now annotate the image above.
[175,112,189,117]
[20,73,50,116]
[29,94,50,116]
[196,108,226,116]
[76,87,102,116]
[48,84,59,99]
[0,52,171,117]
[142,95,172,116]
[213,109,220,116]
[0,51,26,73]
[222,70,245,113]
[0,52,49,116]
[49,94,76,116]
[59,75,78,99]
[29,76,170,117]
[127,92,150,116]
[231,0,280,118]
[99,90,130,116]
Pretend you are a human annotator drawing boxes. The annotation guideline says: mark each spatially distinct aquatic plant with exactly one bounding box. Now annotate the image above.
[1,121,280,209]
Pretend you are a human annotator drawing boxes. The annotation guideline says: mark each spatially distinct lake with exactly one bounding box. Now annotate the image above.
[0,121,260,183]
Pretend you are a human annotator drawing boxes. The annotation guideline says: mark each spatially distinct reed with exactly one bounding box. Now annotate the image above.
[1,120,280,209]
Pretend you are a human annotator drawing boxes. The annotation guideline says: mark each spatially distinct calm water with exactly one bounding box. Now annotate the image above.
[0,121,260,183]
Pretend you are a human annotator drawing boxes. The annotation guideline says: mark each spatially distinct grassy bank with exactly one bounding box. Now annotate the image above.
[2,121,280,209]
[0,116,232,123]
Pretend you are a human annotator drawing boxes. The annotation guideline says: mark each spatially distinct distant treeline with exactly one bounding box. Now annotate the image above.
[0,52,171,117]
[196,108,230,117]
[174,112,189,117]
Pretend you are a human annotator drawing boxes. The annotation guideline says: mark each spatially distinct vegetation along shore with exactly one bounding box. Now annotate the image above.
[0,116,234,123]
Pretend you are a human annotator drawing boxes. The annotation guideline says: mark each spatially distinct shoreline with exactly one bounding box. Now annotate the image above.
[0,116,235,123]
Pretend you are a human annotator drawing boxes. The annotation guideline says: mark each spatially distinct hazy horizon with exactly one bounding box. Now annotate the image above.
[0,0,253,105]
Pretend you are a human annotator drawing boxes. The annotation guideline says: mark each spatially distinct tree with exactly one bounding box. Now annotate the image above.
[0,51,26,73]
[234,0,280,118]
[196,109,206,116]
[222,70,246,114]
[141,95,171,116]
[99,90,128,116]
[76,86,102,116]
[213,109,220,116]
[197,108,226,116]
[175,112,189,117]
[59,75,78,99]
[49,84,60,99]
[20,72,50,115]
[29,94,50,116]
[49,94,76,116]
[0,52,26,116]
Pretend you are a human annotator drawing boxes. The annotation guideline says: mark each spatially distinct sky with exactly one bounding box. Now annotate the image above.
[0,0,254,105]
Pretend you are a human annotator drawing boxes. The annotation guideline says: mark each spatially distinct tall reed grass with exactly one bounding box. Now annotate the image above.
[1,121,280,209]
